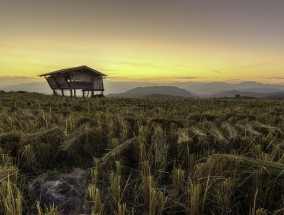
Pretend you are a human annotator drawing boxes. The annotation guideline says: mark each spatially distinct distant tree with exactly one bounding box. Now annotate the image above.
[235,94,241,98]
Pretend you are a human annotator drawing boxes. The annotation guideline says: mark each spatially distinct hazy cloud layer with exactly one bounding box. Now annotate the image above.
[0,76,36,87]
[263,77,284,80]
[0,76,34,80]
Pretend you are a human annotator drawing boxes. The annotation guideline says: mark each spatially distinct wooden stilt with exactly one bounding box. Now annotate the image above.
[70,89,73,98]
[83,91,85,98]
[74,89,76,97]
[53,89,56,96]
[91,91,94,97]
[61,90,65,97]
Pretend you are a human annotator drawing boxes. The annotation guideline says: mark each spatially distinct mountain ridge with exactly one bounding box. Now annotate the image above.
[1,81,284,98]
[108,86,194,98]
[212,90,284,99]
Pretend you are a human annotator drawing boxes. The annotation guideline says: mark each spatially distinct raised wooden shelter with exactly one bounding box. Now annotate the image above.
[40,66,107,97]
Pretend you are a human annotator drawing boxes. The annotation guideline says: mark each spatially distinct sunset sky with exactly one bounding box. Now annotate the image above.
[1,0,284,85]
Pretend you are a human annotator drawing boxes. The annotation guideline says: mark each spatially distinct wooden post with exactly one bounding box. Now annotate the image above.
[74,89,76,98]
[70,89,73,98]
[61,89,65,97]
[91,91,94,98]
[83,91,85,98]
[53,89,56,96]
[101,79,104,92]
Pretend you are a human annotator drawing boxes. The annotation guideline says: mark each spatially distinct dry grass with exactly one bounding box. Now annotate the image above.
[0,92,283,214]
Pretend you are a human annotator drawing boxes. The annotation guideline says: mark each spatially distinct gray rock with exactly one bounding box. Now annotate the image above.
[29,168,89,215]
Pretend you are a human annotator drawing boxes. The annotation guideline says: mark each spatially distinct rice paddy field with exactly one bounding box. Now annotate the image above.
[0,91,283,215]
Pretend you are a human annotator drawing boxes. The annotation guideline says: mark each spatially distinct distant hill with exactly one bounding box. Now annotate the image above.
[0,82,51,94]
[213,90,284,99]
[212,90,261,98]
[184,82,234,95]
[142,93,185,98]
[184,81,284,95]
[108,86,194,98]
[265,92,284,99]
[238,87,283,94]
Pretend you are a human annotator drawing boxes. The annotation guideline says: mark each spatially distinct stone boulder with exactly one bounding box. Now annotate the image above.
[29,168,89,215]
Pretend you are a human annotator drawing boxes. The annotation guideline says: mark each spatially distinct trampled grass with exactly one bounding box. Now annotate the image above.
[0,92,283,214]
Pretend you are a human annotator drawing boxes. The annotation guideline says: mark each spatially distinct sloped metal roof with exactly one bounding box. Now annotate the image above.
[39,65,107,77]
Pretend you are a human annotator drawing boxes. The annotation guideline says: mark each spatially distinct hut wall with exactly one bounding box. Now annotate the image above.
[70,73,94,90]
[71,73,93,82]
[46,76,59,89]
[94,78,104,90]
[54,76,70,89]
[71,82,93,90]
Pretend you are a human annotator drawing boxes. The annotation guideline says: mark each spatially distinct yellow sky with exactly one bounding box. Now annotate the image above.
[1,0,284,85]
[1,38,283,84]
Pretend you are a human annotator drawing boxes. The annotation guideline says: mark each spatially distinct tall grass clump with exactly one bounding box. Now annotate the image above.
[36,202,61,215]
[188,180,202,215]
[0,178,22,215]
[20,127,65,168]
[149,126,168,179]
[109,160,127,214]
[88,159,103,214]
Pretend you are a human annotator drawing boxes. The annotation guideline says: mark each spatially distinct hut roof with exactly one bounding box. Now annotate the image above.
[39,65,107,77]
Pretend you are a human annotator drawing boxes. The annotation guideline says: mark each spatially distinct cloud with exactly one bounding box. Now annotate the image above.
[227,78,244,81]
[225,78,245,83]
[211,69,222,74]
[107,76,129,79]
[172,76,201,79]
[106,74,201,81]
[263,76,284,79]
[0,76,35,81]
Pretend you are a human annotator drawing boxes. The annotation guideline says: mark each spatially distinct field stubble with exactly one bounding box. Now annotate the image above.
[0,92,283,214]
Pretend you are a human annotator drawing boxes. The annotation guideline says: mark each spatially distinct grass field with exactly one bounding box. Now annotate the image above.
[0,91,283,214]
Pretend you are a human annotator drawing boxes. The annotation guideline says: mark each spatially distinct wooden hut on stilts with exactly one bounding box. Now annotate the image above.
[39,66,107,97]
